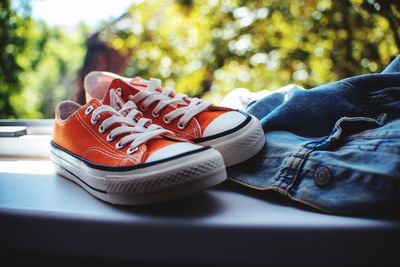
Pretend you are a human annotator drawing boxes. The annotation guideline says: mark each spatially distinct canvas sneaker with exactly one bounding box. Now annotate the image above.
[84,71,265,167]
[50,98,226,204]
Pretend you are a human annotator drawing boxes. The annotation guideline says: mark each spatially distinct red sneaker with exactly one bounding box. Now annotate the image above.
[51,99,226,204]
[85,71,265,166]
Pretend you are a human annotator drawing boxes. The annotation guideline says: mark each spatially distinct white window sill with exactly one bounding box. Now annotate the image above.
[0,119,53,159]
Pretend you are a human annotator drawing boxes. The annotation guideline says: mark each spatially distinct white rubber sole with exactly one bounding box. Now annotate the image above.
[198,115,265,167]
[50,146,227,205]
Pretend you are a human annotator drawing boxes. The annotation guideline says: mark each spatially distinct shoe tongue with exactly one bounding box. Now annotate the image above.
[101,78,149,124]
[131,76,173,95]
[102,78,140,107]
[129,76,149,89]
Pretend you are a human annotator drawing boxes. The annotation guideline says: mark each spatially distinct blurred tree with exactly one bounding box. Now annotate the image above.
[17,22,86,118]
[0,0,86,118]
[2,0,400,118]
[98,0,399,104]
[0,0,31,118]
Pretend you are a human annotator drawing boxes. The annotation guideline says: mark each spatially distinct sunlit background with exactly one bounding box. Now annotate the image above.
[1,0,399,119]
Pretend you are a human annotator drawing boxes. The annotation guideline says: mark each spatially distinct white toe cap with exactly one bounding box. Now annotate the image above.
[202,111,247,137]
[145,143,203,163]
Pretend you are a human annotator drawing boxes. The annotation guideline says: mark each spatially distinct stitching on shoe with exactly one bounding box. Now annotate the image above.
[82,146,127,160]
[76,112,126,157]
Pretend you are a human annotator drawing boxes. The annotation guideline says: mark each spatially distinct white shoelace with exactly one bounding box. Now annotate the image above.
[86,101,172,154]
[112,78,211,129]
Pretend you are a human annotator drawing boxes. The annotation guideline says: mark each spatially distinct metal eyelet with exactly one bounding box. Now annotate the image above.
[152,111,160,118]
[116,88,122,96]
[177,122,187,130]
[115,142,124,150]
[91,115,99,125]
[106,134,114,142]
[85,105,94,115]
[163,116,171,124]
[140,104,148,111]
[98,125,106,133]
[127,146,139,155]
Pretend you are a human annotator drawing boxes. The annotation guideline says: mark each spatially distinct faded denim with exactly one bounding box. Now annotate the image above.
[228,56,400,215]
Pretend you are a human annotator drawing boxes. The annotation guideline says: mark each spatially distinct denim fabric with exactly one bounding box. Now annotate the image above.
[228,56,400,215]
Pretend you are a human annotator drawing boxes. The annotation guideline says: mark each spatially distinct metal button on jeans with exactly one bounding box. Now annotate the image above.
[314,166,331,186]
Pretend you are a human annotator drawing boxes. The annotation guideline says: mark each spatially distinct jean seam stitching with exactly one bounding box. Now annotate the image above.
[284,147,312,195]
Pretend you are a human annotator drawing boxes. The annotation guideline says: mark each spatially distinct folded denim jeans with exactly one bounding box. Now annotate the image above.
[228,56,400,215]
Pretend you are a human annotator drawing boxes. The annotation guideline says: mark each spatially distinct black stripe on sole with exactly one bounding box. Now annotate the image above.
[51,141,211,171]
[53,161,107,194]
[192,111,252,143]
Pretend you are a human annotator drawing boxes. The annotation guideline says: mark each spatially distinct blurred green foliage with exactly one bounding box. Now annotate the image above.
[1,0,399,118]
[17,22,87,118]
[103,0,399,103]
[0,0,86,118]
[0,0,30,118]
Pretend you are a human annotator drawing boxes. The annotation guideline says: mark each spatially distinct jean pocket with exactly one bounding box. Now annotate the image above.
[305,113,388,150]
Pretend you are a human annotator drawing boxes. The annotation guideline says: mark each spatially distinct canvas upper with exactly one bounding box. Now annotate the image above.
[84,71,248,142]
[52,98,204,166]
